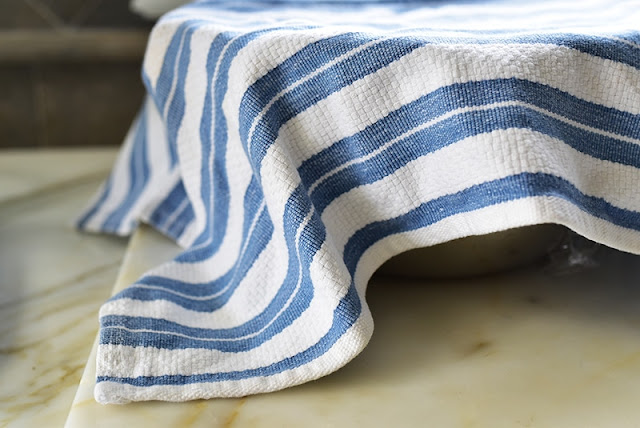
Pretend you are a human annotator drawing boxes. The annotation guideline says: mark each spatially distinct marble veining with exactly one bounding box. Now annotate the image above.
[0,149,127,428]
[66,225,640,427]
[0,149,118,205]
[6,149,640,427]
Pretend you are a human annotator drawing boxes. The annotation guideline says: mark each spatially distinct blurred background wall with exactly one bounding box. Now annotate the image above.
[0,0,153,148]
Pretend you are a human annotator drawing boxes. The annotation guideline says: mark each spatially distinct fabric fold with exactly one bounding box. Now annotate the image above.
[77,0,640,403]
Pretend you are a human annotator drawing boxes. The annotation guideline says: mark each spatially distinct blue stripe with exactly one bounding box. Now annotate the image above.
[177,26,315,262]
[106,97,640,301]
[343,172,640,273]
[238,31,379,140]
[299,78,640,188]
[76,176,113,230]
[310,104,640,214]
[117,206,274,313]
[98,171,640,384]
[148,181,190,231]
[154,22,191,112]
[243,36,427,171]
[164,24,201,167]
[166,202,195,239]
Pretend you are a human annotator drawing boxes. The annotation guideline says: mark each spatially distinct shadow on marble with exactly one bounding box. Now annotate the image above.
[341,249,640,388]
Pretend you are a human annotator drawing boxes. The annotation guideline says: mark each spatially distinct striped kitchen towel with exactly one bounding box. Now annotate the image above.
[78,0,640,403]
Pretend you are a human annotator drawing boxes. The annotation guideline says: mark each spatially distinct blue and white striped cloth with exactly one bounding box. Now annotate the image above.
[78,0,640,403]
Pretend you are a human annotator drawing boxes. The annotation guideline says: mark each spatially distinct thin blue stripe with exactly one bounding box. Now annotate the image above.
[244,36,428,172]
[154,22,191,112]
[148,181,190,230]
[98,172,640,381]
[310,104,640,214]
[178,26,315,262]
[76,176,113,230]
[238,31,379,143]
[109,99,640,302]
[166,202,195,239]
[165,26,192,167]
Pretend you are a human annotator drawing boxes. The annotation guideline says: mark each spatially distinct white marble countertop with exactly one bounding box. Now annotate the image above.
[5,149,640,427]
[0,149,128,427]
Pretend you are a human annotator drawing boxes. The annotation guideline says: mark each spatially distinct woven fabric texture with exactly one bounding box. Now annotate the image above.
[78,0,640,403]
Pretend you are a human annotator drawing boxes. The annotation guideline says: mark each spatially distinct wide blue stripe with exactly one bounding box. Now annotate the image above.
[102,186,322,344]
[299,77,640,188]
[76,176,113,230]
[343,172,640,273]
[238,31,379,141]
[109,97,640,301]
[166,202,195,239]
[138,178,264,299]
[310,104,640,214]
[154,22,191,112]
[178,27,302,262]
[101,105,151,231]
[117,206,274,312]
[243,36,427,171]
[98,172,640,381]
[148,180,190,230]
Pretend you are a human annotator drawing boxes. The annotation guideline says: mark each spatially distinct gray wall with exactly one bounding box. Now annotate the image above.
[0,0,153,148]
